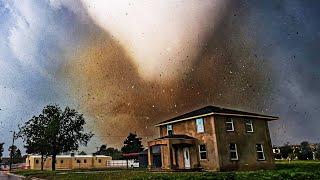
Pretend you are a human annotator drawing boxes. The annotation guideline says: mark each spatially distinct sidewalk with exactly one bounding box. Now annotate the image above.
[0,171,24,180]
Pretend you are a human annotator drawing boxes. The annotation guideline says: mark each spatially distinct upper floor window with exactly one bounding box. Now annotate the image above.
[167,124,173,136]
[60,160,64,164]
[84,159,87,163]
[256,144,265,160]
[196,118,205,133]
[229,143,238,160]
[98,159,102,163]
[245,119,254,133]
[35,159,39,164]
[226,118,234,131]
[199,144,207,160]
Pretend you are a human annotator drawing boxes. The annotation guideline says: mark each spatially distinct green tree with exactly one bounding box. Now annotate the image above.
[79,151,87,155]
[298,141,313,160]
[315,144,320,160]
[18,105,93,171]
[15,149,22,161]
[18,115,51,170]
[280,143,293,159]
[98,145,107,153]
[291,147,300,160]
[121,133,143,154]
[8,145,22,164]
[0,142,4,163]
[106,148,122,160]
[96,145,122,159]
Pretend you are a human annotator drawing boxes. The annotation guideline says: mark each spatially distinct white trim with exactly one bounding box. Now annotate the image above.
[155,112,278,127]
[196,118,205,133]
[156,113,214,127]
[256,144,265,160]
[230,143,238,160]
[245,119,254,133]
[226,118,234,132]
[213,113,278,120]
[167,124,173,135]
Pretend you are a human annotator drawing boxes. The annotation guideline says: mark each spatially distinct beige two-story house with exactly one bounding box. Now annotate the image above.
[147,105,278,171]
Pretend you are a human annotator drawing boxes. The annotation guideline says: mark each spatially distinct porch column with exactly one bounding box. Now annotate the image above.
[165,141,172,169]
[147,144,153,169]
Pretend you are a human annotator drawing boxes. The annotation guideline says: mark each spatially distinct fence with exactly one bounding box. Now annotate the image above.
[107,160,139,168]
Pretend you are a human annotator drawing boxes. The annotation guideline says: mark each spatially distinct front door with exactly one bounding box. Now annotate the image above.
[183,147,191,169]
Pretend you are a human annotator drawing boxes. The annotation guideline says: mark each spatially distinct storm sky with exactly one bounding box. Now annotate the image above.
[0,0,319,155]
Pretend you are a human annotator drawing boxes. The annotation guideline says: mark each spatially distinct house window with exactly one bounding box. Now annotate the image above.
[199,144,207,160]
[226,118,234,131]
[35,160,39,164]
[84,159,87,163]
[256,144,265,160]
[229,143,238,160]
[60,160,64,164]
[77,159,81,163]
[98,159,102,163]
[196,118,205,133]
[167,124,173,136]
[245,119,254,132]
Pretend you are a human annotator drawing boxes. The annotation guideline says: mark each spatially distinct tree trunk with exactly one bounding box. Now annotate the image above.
[52,147,56,171]
[41,154,44,171]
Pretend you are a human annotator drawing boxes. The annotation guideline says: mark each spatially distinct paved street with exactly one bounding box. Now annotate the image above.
[0,171,22,180]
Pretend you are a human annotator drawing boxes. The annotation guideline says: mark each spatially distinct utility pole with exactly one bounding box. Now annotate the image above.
[9,131,15,172]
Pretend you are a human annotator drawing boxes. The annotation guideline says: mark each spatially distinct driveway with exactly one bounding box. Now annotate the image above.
[0,171,23,180]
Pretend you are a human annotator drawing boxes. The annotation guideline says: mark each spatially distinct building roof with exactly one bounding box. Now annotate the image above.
[155,105,279,126]
[27,154,111,158]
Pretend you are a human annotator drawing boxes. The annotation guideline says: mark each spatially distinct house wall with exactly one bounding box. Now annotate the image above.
[72,156,94,169]
[214,115,274,171]
[159,115,220,171]
[174,146,199,169]
[55,158,73,169]
[28,156,74,170]
[26,155,111,170]
[94,156,110,168]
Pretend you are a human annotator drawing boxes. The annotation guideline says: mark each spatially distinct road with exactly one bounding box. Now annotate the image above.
[0,171,23,180]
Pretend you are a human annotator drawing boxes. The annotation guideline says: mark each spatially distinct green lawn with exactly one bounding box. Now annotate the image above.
[15,161,320,180]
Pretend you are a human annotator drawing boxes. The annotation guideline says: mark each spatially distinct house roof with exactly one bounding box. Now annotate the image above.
[155,105,279,126]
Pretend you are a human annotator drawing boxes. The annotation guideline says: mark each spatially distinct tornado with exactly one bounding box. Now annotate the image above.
[62,1,275,148]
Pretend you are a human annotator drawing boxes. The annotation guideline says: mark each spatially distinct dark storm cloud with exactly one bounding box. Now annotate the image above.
[232,1,320,144]
[0,0,99,155]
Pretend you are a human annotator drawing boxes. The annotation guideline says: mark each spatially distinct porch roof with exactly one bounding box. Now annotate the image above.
[157,134,196,140]
[148,134,196,147]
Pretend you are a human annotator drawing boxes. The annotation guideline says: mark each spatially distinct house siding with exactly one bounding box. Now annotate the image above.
[159,115,220,170]
[214,115,274,171]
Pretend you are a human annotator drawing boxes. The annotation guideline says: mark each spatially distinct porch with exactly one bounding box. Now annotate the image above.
[147,135,200,170]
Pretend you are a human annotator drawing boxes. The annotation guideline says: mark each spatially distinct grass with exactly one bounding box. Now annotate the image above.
[14,160,320,180]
